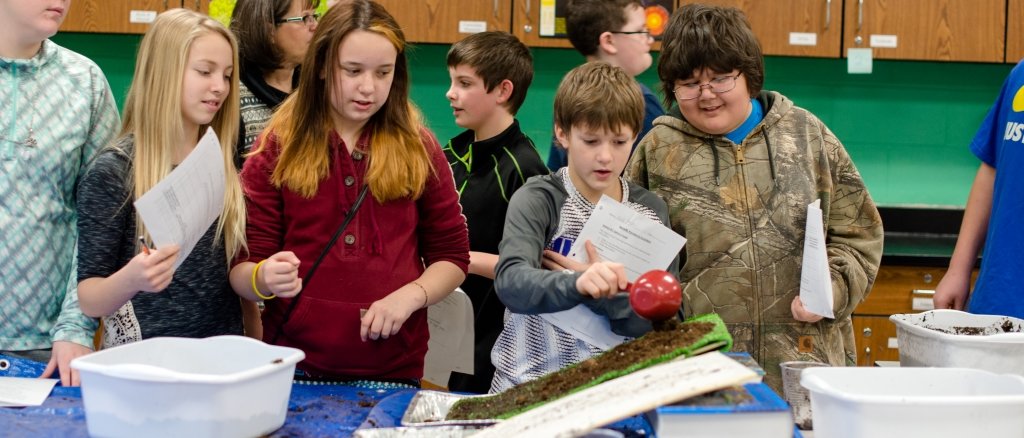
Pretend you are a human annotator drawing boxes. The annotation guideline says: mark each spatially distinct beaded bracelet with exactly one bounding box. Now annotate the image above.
[410,281,428,309]
[251,260,276,300]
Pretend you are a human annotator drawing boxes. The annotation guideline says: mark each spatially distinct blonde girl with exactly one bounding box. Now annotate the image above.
[76,9,254,347]
[231,0,469,385]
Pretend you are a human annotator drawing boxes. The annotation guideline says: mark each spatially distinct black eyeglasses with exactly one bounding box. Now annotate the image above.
[610,29,652,38]
[277,12,320,26]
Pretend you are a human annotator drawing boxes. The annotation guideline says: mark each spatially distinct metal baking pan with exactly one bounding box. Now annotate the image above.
[400,390,501,427]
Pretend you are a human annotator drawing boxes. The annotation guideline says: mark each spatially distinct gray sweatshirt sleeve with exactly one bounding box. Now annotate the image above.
[494,178,584,314]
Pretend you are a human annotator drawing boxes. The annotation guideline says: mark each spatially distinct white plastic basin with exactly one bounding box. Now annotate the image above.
[71,336,304,438]
[890,309,1024,375]
[801,367,1024,438]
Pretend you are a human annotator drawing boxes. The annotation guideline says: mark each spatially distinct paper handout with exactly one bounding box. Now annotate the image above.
[567,195,686,281]
[799,199,834,318]
[134,128,226,269]
[543,195,686,349]
[422,288,475,386]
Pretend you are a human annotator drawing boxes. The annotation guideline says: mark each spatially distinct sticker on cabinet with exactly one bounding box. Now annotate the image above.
[789,32,817,46]
[870,34,898,48]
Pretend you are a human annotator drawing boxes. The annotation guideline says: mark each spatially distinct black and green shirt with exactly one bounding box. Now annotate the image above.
[442,120,548,393]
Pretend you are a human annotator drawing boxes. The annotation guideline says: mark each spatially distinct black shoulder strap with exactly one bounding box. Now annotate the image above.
[270,184,370,344]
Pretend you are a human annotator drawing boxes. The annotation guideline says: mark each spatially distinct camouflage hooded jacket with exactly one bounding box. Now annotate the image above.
[625,91,883,390]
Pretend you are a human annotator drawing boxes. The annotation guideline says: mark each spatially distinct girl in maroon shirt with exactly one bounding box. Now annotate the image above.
[229,0,469,383]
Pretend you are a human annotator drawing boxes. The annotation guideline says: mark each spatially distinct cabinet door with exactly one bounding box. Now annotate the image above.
[376,0,511,44]
[679,0,842,58]
[1008,0,1024,63]
[856,266,948,316]
[188,0,210,14]
[61,0,175,34]
[843,0,1005,62]
[513,0,577,49]
[852,316,900,366]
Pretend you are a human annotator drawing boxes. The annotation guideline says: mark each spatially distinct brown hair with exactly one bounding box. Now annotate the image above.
[258,0,433,201]
[657,3,764,108]
[554,62,643,136]
[566,0,643,56]
[446,31,533,114]
[230,0,320,75]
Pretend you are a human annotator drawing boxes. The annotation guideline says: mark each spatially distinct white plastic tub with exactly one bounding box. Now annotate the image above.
[71,336,304,438]
[801,367,1024,438]
[890,309,1024,375]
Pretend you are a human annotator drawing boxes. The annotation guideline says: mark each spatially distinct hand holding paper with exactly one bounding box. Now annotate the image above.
[134,128,226,270]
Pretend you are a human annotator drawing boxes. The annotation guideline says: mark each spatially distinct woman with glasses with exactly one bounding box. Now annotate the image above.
[625,4,883,394]
[228,0,320,339]
[230,0,320,164]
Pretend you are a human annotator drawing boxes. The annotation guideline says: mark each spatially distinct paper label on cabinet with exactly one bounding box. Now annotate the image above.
[870,34,898,48]
[129,10,157,24]
[912,297,935,311]
[539,0,556,36]
[458,21,487,34]
[789,32,817,46]
[887,337,899,349]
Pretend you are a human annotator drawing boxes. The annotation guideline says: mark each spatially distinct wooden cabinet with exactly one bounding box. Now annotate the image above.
[377,0,512,44]
[852,265,977,366]
[852,266,945,366]
[61,1,211,34]
[512,0,573,49]
[1007,0,1024,63]
[843,0,1005,63]
[61,1,174,34]
[679,0,843,58]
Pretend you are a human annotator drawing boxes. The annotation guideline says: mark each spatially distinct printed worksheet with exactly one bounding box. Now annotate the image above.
[799,199,835,318]
[134,128,225,269]
[567,195,685,281]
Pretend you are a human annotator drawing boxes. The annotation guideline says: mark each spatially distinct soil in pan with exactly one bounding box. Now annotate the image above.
[446,319,714,420]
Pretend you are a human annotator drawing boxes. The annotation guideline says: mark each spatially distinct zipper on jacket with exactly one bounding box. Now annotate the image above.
[733,140,762,360]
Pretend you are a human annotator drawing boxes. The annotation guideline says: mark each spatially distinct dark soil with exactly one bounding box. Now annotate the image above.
[446,319,714,420]
[926,319,1023,336]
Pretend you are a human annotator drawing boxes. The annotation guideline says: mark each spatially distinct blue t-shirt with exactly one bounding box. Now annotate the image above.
[965,60,1024,318]
[725,98,764,145]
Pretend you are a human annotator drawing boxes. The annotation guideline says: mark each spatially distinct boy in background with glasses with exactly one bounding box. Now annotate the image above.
[625,4,882,393]
[545,0,664,171]
[442,31,549,394]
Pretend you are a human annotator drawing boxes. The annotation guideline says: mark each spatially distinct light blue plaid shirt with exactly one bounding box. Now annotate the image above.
[0,40,119,351]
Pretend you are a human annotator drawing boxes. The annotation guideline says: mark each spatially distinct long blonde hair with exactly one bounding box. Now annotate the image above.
[119,8,247,261]
[258,0,434,201]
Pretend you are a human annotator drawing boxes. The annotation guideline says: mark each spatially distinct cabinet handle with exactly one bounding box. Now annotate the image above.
[525,0,531,18]
[494,0,499,18]
[912,289,936,296]
[164,0,168,10]
[857,0,863,32]
[862,327,872,337]
[196,0,201,11]
[824,0,831,30]
[864,346,871,355]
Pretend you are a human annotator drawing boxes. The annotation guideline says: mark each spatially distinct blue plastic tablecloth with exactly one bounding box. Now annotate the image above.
[0,354,655,437]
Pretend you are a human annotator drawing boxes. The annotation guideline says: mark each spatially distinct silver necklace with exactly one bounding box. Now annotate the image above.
[1,66,39,148]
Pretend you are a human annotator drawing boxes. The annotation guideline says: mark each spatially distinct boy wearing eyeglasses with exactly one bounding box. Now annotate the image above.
[625,4,883,393]
[545,0,664,171]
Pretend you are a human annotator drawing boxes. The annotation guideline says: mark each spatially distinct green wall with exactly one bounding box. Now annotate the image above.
[52,32,1012,208]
